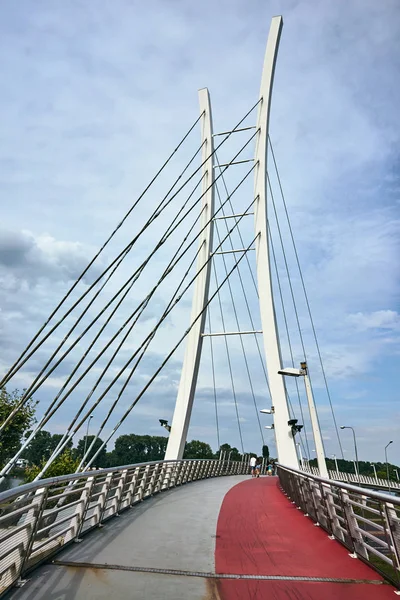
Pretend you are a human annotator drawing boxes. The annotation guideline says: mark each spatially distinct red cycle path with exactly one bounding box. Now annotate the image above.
[214,477,396,599]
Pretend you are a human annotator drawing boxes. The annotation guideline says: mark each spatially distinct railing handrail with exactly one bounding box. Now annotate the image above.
[0,457,250,595]
[0,458,230,503]
[277,464,400,589]
[278,463,400,505]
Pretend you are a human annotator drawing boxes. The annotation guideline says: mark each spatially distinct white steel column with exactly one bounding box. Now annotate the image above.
[253,16,298,467]
[165,88,215,460]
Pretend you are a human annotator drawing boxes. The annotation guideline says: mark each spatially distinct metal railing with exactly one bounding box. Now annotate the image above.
[278,464,400,588]
[0,458,247,596]
[303,465,400,490]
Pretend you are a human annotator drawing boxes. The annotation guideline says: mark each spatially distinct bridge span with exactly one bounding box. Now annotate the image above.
[1,461,399,599]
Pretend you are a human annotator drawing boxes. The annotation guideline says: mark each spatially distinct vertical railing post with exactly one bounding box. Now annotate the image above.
[341,489,368,559]
[18,487,49,583]
[76,476,96,539]
[382,503,400,577]
[98,473,113,525]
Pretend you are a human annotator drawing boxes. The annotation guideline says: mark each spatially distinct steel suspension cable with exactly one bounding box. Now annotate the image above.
[268,221,310,458]
[85,234,259,470]
[1,130,259,435]
[0,170,207,435]
[207,308,220,452]
[47,233,207,476]
[1,100,261,390]
[213,183,265,445]
[213,151,273,400]
[0,113,204,389]
[214,154,259,296]
[211,260,245,454]
[59,194,259,472]
[5,175,257,479]
[268,174,327,459]
[0,138,206,391]
[268,136,344,459]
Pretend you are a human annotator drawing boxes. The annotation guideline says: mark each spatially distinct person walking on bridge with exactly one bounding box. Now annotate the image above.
[250,456,256,477]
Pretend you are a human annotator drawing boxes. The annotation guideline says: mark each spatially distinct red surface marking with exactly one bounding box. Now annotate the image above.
[214,580,395,600]
[214,477,396,599]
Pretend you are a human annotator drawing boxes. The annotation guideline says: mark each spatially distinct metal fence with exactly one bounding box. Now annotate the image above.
[278,464,400,588]
[0,458,247,596]
[304,465,400,491]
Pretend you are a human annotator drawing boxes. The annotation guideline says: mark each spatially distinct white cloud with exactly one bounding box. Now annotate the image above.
[347,310,400,331]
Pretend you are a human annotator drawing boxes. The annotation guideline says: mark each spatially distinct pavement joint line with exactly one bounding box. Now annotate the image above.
[52,560,388,585]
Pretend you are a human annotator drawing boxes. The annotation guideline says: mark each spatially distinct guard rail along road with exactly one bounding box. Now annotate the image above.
[0,457,247,596]
[278,464,400,590]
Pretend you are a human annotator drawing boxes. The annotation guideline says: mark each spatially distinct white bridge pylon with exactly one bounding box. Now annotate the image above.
[165,16,299,467]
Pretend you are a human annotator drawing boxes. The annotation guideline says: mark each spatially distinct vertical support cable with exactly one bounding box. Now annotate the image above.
[165,88,215,459]
[253,15,298,467]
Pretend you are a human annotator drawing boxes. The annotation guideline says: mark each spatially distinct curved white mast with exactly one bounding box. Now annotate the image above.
[253,16,298,466]
[165,88,214,460]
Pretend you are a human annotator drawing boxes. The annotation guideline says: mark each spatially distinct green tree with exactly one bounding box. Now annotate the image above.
[22,430,72,465]
[0,387,37,467]
[217,443,242,461]
[74,436,107,468]
[24,448,80,482]
[262,445,269,460]
[111,434,168,466]
[184,440,214,459]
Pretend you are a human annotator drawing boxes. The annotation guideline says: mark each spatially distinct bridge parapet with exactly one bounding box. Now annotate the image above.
[0,458,246,596]
[278,464,400,589]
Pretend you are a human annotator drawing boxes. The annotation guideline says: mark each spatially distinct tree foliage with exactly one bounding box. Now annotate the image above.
[184,440,214,459]
[108,434,168,467]
[22,430,72,466]
[74,436,107,468]
[218,443,242,461]
[0,387,37,467]
[262,445,270,460]
[24,448,80,482]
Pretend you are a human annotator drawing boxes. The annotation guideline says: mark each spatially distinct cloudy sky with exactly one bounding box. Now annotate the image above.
[0,0,399,466]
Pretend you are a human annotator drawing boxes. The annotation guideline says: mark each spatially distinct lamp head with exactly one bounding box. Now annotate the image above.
[278,368,302,377]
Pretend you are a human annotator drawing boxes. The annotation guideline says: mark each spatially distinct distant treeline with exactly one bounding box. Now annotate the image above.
[20,431,267,470]
[310,458,400,481]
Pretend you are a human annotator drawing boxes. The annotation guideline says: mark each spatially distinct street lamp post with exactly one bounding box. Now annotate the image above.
[394,469,399,482]
[296,443,304,469]
[332,454,339,474]
[370,463,378,481]
[278,362,328,478]
[340,426,359,482]
[385,441,393,489]
[83,415,94,463]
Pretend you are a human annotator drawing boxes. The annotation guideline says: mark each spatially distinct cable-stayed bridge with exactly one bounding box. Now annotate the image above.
[0,16,399,599]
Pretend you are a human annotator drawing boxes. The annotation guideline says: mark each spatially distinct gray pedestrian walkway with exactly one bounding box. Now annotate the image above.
[6,476,246,600]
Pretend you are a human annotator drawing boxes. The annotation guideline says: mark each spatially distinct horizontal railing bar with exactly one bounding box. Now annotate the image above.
[213,159,254,168]
[36,512,79,537]
[213,126,256,137]
[41,498,84,519]
[213,212,254,220]
[0,459,220,504]
[354,526,389,548]
[31,524,75,555]
[202,331,262,337]
[279,464,400,505]
[362,543,394,565]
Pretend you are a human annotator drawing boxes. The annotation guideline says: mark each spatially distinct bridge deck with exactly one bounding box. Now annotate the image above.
[6,476,397,599]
